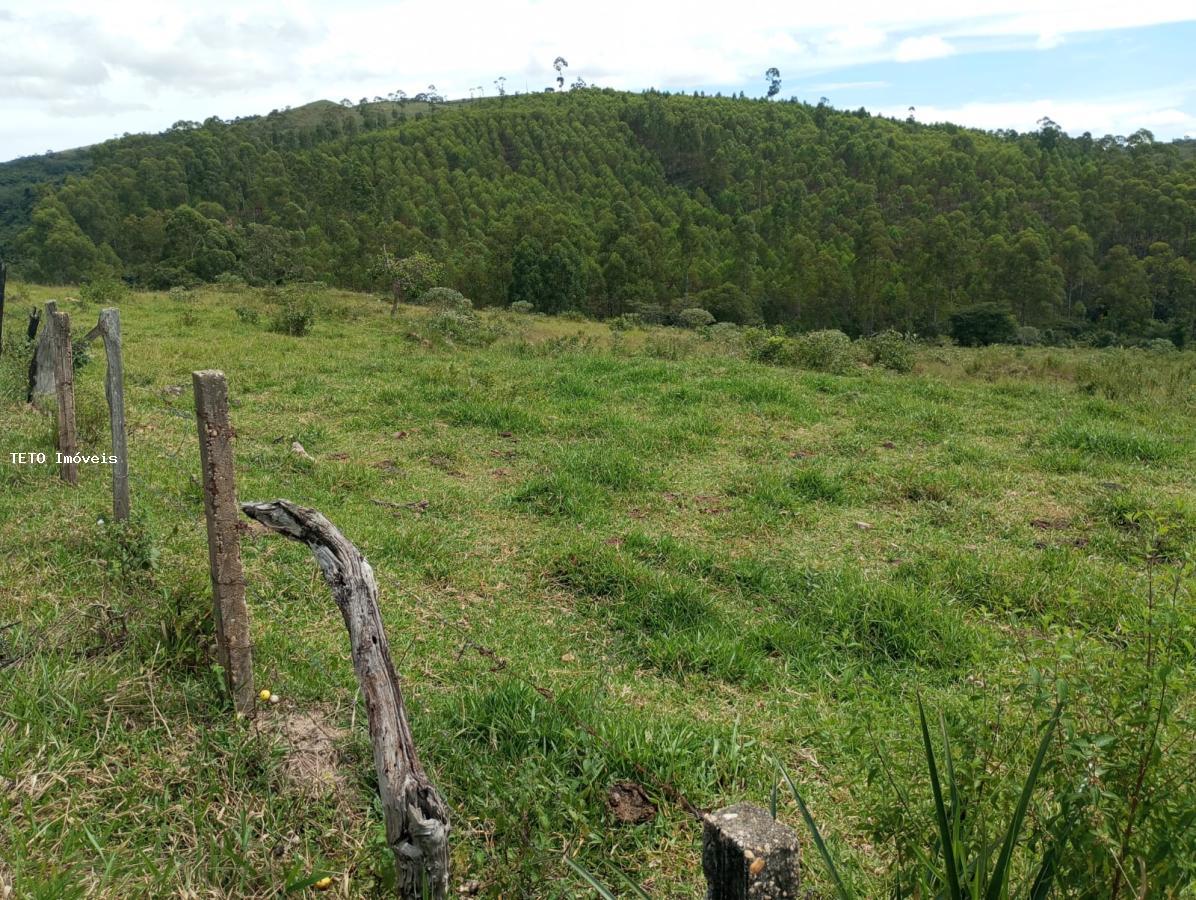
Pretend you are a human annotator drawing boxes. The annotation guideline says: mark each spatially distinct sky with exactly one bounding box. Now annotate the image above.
[2,0,1196,162]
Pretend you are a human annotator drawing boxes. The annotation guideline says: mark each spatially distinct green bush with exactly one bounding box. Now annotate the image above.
[71,339,93,372]
[608,313,645,331]
[234,305,260,325]
[792,329,858,374]
[1015,325,1042,346]
[706,321,742,348]
[167,286,191,303]
[676,307,715,329]
[419,287,472,312]
[213,272,246,292]
[509,300,534,314]
[744,328,793,364]
[864,330,915,373]
[559,310,588,322]
[79,276,128,306]
[268,287,318,336]
[1146,337,1176,352]
[631,302,668,324]
[427,309,501,346]
[949,303,1018,346]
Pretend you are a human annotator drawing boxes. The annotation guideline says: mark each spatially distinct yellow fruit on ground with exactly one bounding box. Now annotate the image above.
[259,689,271,702]
[314,876,333,890]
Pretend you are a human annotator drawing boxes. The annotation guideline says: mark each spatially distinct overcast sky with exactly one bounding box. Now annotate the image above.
[3,0,1196,161]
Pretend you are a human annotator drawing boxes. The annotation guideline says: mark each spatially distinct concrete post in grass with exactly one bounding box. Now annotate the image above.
[192,369,255,715]
[702,803,801,899]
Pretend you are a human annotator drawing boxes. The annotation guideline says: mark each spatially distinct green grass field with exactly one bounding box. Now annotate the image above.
[2,285,1194,897]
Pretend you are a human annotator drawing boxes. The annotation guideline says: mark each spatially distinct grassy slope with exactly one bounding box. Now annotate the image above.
[1,286,1194,897]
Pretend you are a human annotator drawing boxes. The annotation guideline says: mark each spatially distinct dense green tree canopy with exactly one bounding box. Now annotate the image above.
[5,91,1196,342]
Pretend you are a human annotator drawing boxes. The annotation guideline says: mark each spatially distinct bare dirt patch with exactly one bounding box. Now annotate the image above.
[274,708,347,798]
[607,780,656,825]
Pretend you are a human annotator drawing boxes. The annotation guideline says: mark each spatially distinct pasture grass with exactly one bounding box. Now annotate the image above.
[1,285,1194,896]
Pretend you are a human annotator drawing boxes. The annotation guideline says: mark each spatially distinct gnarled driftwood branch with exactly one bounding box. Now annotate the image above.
[240,499,451,900]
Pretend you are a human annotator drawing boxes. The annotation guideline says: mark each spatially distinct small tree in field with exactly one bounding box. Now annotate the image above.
[375,250,444,317]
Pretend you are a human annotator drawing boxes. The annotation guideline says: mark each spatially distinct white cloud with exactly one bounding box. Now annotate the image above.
[894,35,956,62]
[2,0,1196,157]
[889,90,1196,137]
[807,80,891,92]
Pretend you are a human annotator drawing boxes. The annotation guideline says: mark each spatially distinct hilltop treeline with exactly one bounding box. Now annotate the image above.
[6,90,1196,341]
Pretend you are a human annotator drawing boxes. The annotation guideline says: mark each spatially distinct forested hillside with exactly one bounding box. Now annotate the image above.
[0,147,92,252]
[6,90,1196,341]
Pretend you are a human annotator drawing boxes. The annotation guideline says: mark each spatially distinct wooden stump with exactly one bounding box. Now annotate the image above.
[241,499,452,900]
[702,803,801,899]
[29,300,57,403]
[192,370,255,715]
[50,311,77,486]
[85,309,130,521]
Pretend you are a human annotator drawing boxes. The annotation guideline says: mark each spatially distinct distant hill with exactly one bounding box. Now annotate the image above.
[4,89,1194,339]
[0,147,93,252]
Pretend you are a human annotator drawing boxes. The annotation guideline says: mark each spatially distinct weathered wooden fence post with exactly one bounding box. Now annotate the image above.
[702,803,801,899]
[240,499,453,900]
[50,310,78,486]
[29,300,57,403]
[192,370,255,715]
[84,309,130,521]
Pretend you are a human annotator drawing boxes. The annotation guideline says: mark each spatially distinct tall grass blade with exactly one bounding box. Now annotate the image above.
[774,758,855,900]
[1027,812,1075,900]
[983,702,1063,900]
[563,855,618,899]
[939,712,964,883]
[919,696,963,900]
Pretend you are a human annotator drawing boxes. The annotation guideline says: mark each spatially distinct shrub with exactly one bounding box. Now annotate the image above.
[1015,325,1042,346]
[706,321,741,345]
[949,303,1018,346]
[864,329,915,373]
[427,309,501,347]
[792,329,858,374]
[419,287,471,312]
[214,272,246,291]
[234,305,260,325]
[146,264,200,290]
[509,300,534,314]
[71,339,93,372]
[79,276,128,306]
[268,287,318,336]
[608,313,645,331]
[744,327,793,364]
[167,286,191,303]
[1146,337,1176,352]
[677,307,715,329]
[560,310,588,322]
[632,302,668,325]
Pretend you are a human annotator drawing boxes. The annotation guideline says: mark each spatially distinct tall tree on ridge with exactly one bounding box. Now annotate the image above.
[765,67,781,99]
